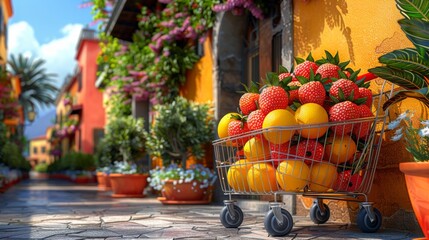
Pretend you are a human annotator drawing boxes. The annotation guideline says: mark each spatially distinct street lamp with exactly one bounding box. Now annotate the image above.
[27,110,36,123]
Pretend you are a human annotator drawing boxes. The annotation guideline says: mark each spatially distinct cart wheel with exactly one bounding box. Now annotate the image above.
[309,202,330,224]
[264,208,293,237]
[220,205,244,228]
[357,207,382,233]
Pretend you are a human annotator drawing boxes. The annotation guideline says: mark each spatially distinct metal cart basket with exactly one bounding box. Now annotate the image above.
[212,79,393,236]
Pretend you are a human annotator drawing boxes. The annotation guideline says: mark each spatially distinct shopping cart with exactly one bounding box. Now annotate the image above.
[213,76,394,236]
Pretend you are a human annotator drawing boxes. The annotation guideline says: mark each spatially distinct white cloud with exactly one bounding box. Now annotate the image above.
[8,21,84,88]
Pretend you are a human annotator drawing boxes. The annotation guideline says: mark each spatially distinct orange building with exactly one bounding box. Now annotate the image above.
[54,28,105,156]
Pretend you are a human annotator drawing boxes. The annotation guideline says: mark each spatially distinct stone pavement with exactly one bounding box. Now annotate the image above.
[0,178,420,239]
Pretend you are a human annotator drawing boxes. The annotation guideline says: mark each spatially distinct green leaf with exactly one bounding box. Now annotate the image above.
[395,0,429,21]
[295,56,305,65]
[399,19,429,56]
[306,52,315,62]
[379,48,429,76]
[368,66,428,89]
[383,88,429,110]
[279,65,289,73]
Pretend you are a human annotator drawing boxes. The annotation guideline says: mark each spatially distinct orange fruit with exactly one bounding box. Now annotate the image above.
[217,112,237,139]
[309,162,338,192]
[243,137,271,162]
[247,163,278,193]
[262,109,297,144]
[227,160,252,192]
[295,103,329,139]
[324,135,357,164]
[276,160,309,192]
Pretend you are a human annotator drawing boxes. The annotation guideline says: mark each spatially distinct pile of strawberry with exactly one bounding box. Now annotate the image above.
[222,51,376,192]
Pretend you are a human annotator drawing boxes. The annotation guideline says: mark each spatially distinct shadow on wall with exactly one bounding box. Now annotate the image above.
[294,0,354,63]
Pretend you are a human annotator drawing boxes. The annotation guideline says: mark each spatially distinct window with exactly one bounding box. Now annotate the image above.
[77,69,83,91]
[41,146,46,153]
[245,15,260,85]
[33,147,38,154]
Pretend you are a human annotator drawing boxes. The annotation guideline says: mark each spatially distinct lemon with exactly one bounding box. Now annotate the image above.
[295,103,329,139]
[262,109,297,144]
[276,160,309,192]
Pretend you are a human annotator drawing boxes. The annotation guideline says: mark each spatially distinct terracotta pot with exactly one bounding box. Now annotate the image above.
[96,172,111,191]
[399,162,429,239]
[74,176,92,184]
[160,180,211,203]
[109,173,148,198]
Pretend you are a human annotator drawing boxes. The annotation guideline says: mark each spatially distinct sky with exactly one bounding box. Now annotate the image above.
[8,0,96,138]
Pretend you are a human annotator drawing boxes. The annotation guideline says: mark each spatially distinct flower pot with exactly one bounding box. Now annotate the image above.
[96,172,111,191]
[399,162,429,239]
[109,173,148,198]
[159,180,212,204]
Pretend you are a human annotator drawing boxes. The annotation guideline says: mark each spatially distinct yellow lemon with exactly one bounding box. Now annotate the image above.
[276,160,310,192]
[262,109,297,144]
[227,160,252,192]
[309,162,338,192]
[324,135,357,164]
[243,137,271,162]
[217,112,237,139]
[295,103,329,139]
[247,163,278,193]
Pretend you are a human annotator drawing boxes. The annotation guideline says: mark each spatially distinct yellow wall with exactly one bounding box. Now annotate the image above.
[181,34,214,103]
[29,138,53,165]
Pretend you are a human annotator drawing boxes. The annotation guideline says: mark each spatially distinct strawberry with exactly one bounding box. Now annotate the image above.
[329,101,360,135]
[316,63,340,81]
[298,81,326,105]
[353,104,374,139]
[270,143,295,167]
[358,87,373,108]
[247,109,266,131]
[333,170,363,192]
[239,93,259,115]
[239,81,260,115]
[294,61,318,79]
[287,81,301,105]
[227,116,250,146]
[294,140,324,165]
[279,72,298,82]
[259,73,289,114]
[329,79,360,101]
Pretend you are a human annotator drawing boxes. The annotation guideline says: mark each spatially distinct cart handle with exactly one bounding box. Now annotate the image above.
[357,72,377,82]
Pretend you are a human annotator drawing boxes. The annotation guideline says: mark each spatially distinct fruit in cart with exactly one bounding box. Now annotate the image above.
[309,162,338,192]
[259,74,289,114]
[243,137,271,161]
[329,79,360,101]
[262,109,297,144]
[333,170,363,192]
[227,114,250,146]
[316,63,340,80]
[298,79,326,106]
[329,101,360,135]
[294,60,318,79]
[218,112,237,139]
[358,87,373,108]
[278,72,298,82]
[247,109,266,131]
[239,81,260,115]
[294,140,324,165]
[270,143,295,167]
[324,135,357,164]
[294,103,329,139]
[315,51,350,83]
[287,81,301,105]
[247,163,278,193]
[227,159,252,192]
[276,160,310,192]
[353,105,374,139]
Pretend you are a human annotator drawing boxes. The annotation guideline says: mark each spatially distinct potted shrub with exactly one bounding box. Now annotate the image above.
[145,96,216,204]
[368,1,429,238]
[94,138,117,191]
[104,116,148,198]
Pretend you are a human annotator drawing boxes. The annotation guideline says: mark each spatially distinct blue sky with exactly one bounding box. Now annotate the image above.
[8,0,96,138]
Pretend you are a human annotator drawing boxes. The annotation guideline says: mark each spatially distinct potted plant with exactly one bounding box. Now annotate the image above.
[368,1,429,238]
[103,116,148,198]
[94,138,116,191]
[145,96,216,204]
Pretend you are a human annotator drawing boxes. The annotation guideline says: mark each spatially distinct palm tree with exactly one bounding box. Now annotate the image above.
[7,54,59,120]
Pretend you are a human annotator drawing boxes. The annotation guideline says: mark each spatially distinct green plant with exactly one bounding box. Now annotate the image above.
[145,96,215,169]
[103,116,146,173]
[34,163,49,173]
[388,110,429,162]
[368,0,429,110]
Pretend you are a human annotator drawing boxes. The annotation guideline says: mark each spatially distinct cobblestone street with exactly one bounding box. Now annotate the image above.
[0,178,418,239]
